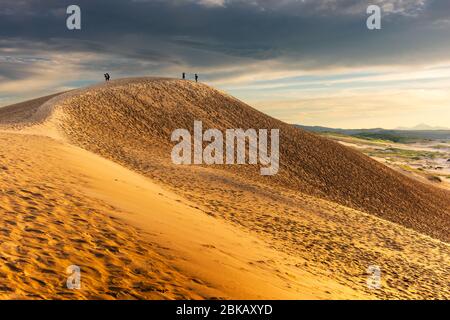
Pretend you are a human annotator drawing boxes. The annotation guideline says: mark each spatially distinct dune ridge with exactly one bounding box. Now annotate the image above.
[0,77,449,299]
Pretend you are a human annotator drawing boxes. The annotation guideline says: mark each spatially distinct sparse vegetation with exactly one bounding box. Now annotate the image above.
[367,148,445,160]
[431,144,450,150]
[427,175,442,183]
[354,132,414,143]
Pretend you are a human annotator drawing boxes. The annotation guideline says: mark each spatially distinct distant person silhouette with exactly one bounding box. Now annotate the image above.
[104,73,108,82]
[182,72,186,80]
[106,73,111,81]
[195,74,198,82]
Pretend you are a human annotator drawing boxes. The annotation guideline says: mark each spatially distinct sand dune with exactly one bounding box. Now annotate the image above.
[51,78,450,242]
[0,77,449,299]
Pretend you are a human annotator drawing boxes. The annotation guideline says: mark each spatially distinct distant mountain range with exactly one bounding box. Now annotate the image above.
[395,123,450,131]
[297,125,450,142]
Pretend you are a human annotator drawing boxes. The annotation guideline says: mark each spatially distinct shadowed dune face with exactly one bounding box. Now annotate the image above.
[53,78,450,242]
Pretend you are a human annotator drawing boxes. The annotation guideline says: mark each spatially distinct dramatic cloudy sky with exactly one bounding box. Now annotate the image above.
[1,0,449,128]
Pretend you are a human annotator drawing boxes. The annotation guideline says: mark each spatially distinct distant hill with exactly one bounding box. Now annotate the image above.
[396,123,450,131]
[297,125,450,142]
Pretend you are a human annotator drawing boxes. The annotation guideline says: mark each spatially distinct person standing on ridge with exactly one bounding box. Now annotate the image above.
[195,74,198,82]
[182,72,186,80]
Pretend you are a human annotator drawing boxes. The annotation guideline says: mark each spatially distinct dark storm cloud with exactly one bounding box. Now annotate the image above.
[0,0,449,83]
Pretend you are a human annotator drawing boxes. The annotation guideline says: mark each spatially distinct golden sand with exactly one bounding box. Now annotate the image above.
[0,78,448,299]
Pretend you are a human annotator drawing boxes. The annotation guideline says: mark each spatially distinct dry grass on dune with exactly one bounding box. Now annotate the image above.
[0,77,449,300]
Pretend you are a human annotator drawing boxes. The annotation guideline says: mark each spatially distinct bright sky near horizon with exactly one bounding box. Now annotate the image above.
[1,0,449,129]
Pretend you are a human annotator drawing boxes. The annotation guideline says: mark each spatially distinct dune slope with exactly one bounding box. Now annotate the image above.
[2,132,365,299]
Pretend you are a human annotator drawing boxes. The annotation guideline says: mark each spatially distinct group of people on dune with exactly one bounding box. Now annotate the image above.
[182,73,199,82]
[102,72,199,83]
